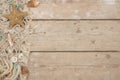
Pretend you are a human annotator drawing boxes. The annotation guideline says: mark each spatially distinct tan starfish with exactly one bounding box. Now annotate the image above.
[3,5,28,29]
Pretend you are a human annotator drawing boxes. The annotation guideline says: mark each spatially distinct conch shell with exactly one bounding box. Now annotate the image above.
[27,0,39,7]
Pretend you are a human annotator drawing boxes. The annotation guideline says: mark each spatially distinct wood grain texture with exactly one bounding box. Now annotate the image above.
[28,0,120,80]
[29,52,120,66]
[29,67,110,80]
[28,21,120,51]
[30,0,120,19]
[110,68,120,80]
[28,52,120,80]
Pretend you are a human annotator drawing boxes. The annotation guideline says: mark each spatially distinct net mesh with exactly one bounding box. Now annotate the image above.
[0,0,32,80]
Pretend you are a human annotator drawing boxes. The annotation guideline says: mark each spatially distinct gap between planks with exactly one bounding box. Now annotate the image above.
[32,19,120,21]
[30,51,120,53]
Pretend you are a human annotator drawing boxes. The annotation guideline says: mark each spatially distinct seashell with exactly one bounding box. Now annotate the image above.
[18,53,24,59]
[10,56,18,63]
[21,65,29,78]
[7,33,13,47]
[27,0,39,7]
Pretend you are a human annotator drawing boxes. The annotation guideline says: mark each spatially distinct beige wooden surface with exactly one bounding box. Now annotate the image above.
[30,0,120,19]
[29,21,120,51]
[29,52,120,65]
[29,52,120,80]
[28,0,120,80]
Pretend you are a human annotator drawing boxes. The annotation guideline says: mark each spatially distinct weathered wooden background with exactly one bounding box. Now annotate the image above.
[28,0,120,80]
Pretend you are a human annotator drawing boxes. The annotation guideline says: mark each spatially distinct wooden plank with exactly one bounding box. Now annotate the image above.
[110,68,120,80]
[30,0,120,19]
[28,52,120,80]
[29,52,120,66]
[28,21,120,51]
[29,66,110,80]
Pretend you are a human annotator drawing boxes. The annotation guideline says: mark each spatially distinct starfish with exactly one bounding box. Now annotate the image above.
[3,5,28,29]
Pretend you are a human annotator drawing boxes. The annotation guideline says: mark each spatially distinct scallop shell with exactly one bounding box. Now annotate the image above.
[27,0,39,7]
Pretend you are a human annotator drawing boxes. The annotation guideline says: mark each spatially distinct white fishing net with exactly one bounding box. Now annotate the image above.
[0,0,32,80]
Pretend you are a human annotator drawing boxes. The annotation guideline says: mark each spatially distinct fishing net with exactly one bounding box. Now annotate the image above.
[0,0,32,80]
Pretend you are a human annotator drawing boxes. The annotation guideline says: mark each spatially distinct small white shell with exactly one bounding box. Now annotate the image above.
[10,56,18,63]
[18,53,24,59]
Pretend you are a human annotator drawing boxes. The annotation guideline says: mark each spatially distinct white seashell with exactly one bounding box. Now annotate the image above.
[10,56,18,63]
[7,33,13,47]
[18,53,24,59]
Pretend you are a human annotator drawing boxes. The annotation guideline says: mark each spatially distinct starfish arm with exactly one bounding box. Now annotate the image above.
[3,14,11,20]
[12,5,19,13]
[9,21,16,29]
[19,12,28,17]
[17,20,25,28]
[23,12,28,16]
